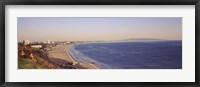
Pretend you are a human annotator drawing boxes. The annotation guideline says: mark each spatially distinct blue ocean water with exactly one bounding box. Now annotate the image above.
[69,41,182,69]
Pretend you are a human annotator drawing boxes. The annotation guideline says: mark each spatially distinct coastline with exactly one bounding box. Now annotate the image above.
[48,44,98,69]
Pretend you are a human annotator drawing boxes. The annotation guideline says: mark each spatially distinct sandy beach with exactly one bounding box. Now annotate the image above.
[47,44,98,69]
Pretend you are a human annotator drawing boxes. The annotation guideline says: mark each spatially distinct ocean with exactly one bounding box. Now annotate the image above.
[68,40,182,69]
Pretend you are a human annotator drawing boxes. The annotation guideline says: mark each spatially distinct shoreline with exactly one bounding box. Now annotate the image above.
[48,44,98,69]
[67,44,99,69]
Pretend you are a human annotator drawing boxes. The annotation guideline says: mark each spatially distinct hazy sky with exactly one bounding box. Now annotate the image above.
[18,17,182,42]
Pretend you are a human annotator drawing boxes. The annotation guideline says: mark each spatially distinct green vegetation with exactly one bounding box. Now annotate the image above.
[18,57,46,69]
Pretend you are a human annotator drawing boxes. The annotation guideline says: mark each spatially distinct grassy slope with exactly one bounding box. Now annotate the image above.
[18,57,46,69]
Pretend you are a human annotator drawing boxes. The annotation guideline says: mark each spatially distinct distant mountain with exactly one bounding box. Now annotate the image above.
[120,38,165,41]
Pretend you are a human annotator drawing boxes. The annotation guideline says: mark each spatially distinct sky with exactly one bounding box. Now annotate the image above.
[18,17,182,42]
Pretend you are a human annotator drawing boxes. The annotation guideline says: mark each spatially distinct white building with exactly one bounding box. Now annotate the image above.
[47,39,50,44]
[31,45,42,48]
[23,40,30,45]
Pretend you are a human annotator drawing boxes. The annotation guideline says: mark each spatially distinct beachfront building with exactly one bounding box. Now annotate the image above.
[72,62,78,65]
[23,40,30,45]
[31,45,42,48]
